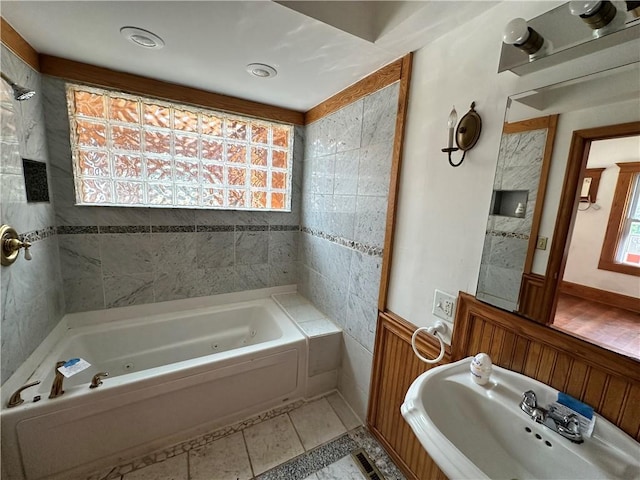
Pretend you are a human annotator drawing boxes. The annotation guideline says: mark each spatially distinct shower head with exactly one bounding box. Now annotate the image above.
[0,72,36,101]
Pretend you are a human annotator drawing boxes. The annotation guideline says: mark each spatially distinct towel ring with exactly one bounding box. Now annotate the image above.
[411,321,447,364]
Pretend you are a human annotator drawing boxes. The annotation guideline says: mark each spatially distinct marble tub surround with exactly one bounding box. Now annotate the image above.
[477,127,549,311]
[300,82,399,422]
[273,292,342,397]
[273,292,341,337]
[1,45,65,384]
[41,74,303,313]
[57,224,300,312]
[86,392,371,480]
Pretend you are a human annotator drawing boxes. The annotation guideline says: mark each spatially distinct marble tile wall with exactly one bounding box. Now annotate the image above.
[299,82,400,420]
[477,128,548,311]
[41,75,303,313]
[0,46,65,384]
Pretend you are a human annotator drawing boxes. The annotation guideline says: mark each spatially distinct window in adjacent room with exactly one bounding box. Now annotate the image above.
[598,162,640,276]
[66,84,293,211]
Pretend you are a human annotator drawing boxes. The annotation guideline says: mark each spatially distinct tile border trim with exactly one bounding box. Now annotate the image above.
[99,225,151,234]
[301,226,383,257]
[19,226,57,243]
[55,224,300,236]
[486,230,530,241]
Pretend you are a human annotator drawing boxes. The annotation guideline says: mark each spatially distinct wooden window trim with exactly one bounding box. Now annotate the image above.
[598,161,640,276]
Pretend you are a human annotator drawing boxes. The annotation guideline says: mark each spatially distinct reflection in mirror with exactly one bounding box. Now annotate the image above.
[554,135,640,359]
[476,116,557,311]
[477,61,640,360]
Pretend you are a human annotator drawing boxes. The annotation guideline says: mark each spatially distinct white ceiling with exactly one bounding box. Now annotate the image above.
[1,1,499,112]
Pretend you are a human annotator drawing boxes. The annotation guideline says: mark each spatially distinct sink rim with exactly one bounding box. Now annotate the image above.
[401,357,640,480]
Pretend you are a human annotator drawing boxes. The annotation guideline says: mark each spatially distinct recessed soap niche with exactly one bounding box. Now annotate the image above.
[491,190,528,218]
[22,158,50,203]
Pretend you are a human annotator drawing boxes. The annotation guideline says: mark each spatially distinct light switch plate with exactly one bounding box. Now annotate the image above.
[433,289,456,322]
[536,236,548,250]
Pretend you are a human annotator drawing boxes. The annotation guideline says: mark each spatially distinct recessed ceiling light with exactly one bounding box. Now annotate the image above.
[120,26,165,49]
[246,63,277,79]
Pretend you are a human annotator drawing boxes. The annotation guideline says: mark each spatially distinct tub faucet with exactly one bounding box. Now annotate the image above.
[49,361,67,399]
[519,390,583,444]
[89,372,109,389]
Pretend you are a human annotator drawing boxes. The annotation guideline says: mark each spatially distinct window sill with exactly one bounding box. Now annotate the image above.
[597,259,640,277]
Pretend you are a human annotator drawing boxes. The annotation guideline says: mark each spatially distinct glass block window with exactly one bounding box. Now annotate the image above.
[66,84,293,210]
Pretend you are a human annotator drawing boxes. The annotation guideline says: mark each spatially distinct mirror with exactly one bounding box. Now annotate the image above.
[554,134,640,358]
[478,61,640,360]
[476,115,557,311]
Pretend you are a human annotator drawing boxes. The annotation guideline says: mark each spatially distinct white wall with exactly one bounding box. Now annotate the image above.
[387,0,640,331]
[529,99,640,274]
[563,136,640,297]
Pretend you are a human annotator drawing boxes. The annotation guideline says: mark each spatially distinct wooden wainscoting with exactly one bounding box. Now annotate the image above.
[368,312,448,480]
[368,295,640,479]
[517,272,546,322]
[452,293,640,440]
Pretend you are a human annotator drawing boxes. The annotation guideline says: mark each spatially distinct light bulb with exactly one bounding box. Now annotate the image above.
[448,106,457,128]
[447,106,457,148]
[569,1,602,16]
[503,18,530,45]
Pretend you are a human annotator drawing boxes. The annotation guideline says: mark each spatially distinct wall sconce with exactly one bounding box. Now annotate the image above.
[570,1,624,37]
[441,102,482,168]
[503,18,550,59]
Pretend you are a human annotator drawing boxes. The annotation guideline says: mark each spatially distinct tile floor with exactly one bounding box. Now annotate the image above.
[303,456,367,480]
[111,392,403,480]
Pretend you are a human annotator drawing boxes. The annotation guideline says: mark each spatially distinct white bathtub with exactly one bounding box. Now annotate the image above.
[1,291,307,480]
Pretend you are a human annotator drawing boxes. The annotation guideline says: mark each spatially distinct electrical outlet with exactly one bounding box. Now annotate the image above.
[433,289,456,321]
[536,236,548,250]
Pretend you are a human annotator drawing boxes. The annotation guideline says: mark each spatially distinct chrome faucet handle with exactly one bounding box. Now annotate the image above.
[7,380,41,408]
[89,372,109,389]
[520,390,537,415]
[556,413,583,443]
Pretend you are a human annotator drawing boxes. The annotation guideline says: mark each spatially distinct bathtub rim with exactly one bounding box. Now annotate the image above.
[24,298,304,401]
[0,285,297,408]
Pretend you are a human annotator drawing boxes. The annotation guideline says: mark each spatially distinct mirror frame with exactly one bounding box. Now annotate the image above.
[540,120,640,326]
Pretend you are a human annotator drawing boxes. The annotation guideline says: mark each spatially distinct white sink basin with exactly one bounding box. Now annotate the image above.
[401,357,640,480]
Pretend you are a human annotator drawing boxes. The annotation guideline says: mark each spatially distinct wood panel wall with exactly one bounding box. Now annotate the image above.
[518,272,546,321]
[369,296,640,480]
[368,312,448,480]
[452,293,640,440]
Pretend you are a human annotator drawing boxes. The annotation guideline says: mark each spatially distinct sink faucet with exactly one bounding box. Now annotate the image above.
[520,390,538,416]
[519,390,583,444]
[49,361,67,399]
